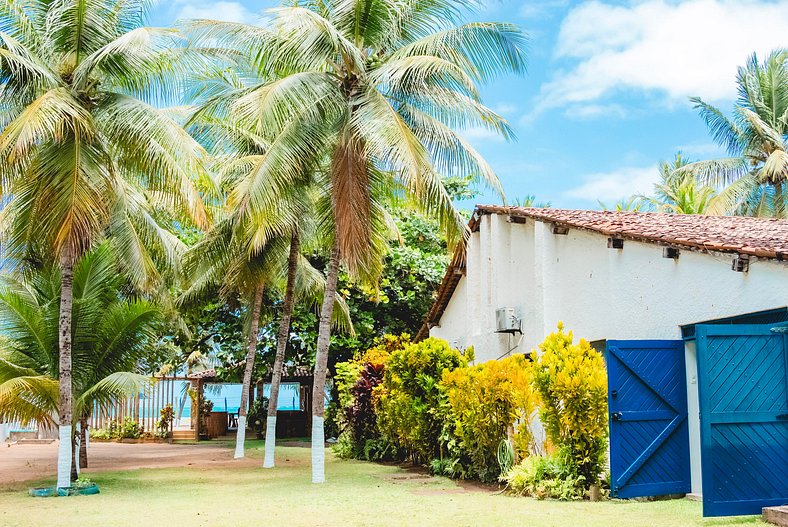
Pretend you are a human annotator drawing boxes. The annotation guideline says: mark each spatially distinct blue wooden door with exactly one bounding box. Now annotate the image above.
[696,324,788,517]
[607,340,691,498]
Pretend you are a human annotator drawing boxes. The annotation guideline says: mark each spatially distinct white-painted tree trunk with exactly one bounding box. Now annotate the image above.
[311,416,325,483]
[57,250,74,489]
[234,416,247,459]
[263,416,277,468]
[57,425,72,488]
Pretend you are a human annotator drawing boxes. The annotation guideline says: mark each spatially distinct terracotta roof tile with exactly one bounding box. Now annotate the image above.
[476,206,788,258]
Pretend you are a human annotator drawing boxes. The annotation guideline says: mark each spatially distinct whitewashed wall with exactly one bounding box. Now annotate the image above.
[431,212,788,496]
[433,213,788,361]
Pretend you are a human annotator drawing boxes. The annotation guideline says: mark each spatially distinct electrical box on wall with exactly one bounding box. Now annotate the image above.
[495,307,522,334]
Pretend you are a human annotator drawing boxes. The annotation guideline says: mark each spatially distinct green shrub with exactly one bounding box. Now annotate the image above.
[118,417,142,439]
[533,323,608,487]
[439,354,537,482]
[332,334,410,461]
[375,337,470,463]
[504,448,585,500]
[89,426,114,440]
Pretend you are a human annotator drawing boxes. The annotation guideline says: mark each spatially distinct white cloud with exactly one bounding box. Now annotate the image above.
[564,165,659,202]
[565,103,628,120]
[493,103,518,116]
[175,1,257,24]
[533,0,788,116]
[459,126,506,143]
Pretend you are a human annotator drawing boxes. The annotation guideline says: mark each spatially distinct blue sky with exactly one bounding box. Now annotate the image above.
[150,0,788,209]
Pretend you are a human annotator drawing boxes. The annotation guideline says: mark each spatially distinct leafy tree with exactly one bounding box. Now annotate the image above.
[0,0,210,486]
[187,0,526,482]
[685,49,788,216]
[0,244,161,479]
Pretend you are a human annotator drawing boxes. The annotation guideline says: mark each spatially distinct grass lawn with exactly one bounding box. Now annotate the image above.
[0,440,768,527]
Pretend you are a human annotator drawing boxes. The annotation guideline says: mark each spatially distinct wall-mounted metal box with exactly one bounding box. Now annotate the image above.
[495,307,522,333]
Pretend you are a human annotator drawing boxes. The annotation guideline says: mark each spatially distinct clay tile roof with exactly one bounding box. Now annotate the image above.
[415,206,788,341]
[476,206,788,257]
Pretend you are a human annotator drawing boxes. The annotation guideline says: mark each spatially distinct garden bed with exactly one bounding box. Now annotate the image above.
[90,437,172,444]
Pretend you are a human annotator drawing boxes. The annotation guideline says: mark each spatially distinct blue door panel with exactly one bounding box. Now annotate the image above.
[607,340,691,498]
[696,324,788,517]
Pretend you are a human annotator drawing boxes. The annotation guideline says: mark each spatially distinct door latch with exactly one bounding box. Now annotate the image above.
[777,414,788,420]
[612,412,623,421]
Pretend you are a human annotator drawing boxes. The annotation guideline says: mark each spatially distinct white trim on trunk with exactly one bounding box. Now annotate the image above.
[311,416,325,483]
[263,416,277,468]
[57,425,72,488]
[234,416,246,459]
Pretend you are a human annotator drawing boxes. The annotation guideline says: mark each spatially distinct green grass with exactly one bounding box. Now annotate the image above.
[0,441,768,527]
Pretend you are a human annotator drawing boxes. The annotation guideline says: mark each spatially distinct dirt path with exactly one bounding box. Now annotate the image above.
[0,441,254,486]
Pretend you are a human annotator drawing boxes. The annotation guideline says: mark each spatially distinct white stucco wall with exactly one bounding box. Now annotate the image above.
[430,212,788,496]
[433,213,788,361]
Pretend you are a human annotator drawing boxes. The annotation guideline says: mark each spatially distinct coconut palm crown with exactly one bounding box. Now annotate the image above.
[685,49,788,216]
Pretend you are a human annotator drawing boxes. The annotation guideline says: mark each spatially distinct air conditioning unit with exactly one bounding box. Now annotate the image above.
[495,307,522,334]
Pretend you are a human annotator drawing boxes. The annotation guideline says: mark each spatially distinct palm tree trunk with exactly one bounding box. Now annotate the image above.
[234,283,264,459]
[57,250,74,489]
[264,231,300,469]
[311,240,340,483]
[79,417,88,469]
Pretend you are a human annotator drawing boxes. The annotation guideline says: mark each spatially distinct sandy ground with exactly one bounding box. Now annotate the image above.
[0,440,257,486]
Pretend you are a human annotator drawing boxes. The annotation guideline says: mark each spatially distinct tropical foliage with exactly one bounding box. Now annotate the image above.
[0,244,161,474]
[334,336,544,484]
[684,50,788,217]
[440,354,538,482]
[532,323,608,488]
[185,0,526,480]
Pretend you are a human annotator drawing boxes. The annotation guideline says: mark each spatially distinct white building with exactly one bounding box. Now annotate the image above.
[419,206,788,516]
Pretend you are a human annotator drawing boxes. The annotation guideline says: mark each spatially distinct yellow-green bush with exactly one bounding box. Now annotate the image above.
[532,322,608,487]
[440,354,538,482]
[375,337,470,462]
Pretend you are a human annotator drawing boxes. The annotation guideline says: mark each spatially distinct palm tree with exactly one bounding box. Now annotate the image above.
[0,244,160,479]
[598,197,647,212]
[187,0,525,482]
[184,70,352,460]
[685,49,788,217]
[0,0,210,487]
[637,152,722,214]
